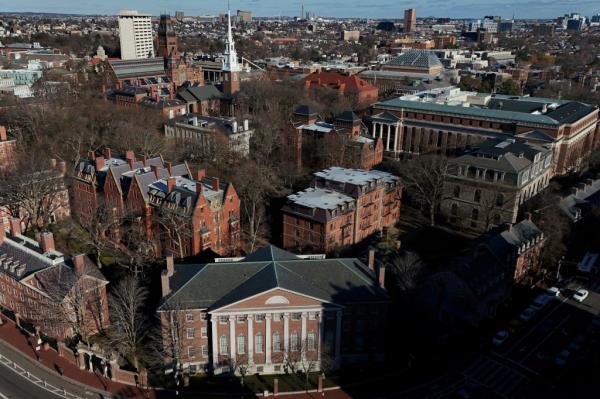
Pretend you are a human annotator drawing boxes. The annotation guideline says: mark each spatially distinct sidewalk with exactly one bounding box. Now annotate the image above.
[0,320,155,398]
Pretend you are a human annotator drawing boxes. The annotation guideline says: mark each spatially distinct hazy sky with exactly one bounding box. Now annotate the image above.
[0,0,599,19]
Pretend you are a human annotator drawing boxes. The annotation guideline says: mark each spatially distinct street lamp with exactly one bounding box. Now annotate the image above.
[557,256,565,281]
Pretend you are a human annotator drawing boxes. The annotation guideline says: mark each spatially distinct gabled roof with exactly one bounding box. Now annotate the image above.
[336,110,361,123]
[370,111,400,122]
[159,245,389,311]
[294,104,317,116]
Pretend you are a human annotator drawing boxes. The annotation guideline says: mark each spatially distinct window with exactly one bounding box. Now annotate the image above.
[451,203,458,216]
[201,327,207,338]
[290,332,299,352]
[471,209,479,221]
[255,333,264,353]
[187,328,195,339]
[453,185,461,198]
[273,332,281,352]
[219,335,228,354]
[186,313,194,322]
[255,314,265,322]
[308,312,316,320]
[291,313,301,321]
[273,314,282,322]
[274,365,281,372]
[237,315,247,323]
[237,334,246,354]
[219,316,228,324]
[188,346,196,358]
[307,332,316,351]
[474,189,481,203]
[256,366,264,373]
[496,193,504,206]
[201,345,208,357]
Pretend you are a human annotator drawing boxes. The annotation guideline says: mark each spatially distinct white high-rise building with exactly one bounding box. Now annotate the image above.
[118,10,155,60]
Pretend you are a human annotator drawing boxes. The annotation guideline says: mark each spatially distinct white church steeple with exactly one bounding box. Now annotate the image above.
[223,7,240,73]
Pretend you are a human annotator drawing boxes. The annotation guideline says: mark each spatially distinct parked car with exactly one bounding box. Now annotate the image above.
[546,287,561,297]
[519,307,537,322]
[555,350,571,366]
[568,334,586,352]
[592,315,600,328]
[532,294,553,309]
[573,289,589,303]
[492,330,509,346]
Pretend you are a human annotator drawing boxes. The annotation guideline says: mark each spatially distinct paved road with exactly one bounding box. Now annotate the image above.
[0,360,62,399]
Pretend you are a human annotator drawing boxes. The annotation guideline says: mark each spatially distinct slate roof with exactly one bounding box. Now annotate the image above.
[159,245,389,311]
[559,179,600,221]
[109,58,166,79]
[387,50,443,69]
[177,85,224,102]
[336,110,361,122]
[294,105,317,116]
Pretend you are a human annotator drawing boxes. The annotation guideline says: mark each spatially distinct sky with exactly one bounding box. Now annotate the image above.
[0,0,599,19]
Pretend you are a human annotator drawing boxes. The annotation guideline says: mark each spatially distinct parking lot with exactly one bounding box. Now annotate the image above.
[453,275,600,398]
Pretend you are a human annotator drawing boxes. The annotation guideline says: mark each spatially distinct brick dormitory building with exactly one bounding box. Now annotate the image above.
[158,245,389,375]
[0,213,109,339]
[72,149,241,257]
[369,88,600,174]
[282,167,402,252]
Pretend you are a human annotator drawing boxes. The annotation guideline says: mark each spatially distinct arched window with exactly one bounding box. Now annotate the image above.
[219,335,228,355]
[496,193,504,206]
[474,189,481,203]
[307,332,316,351]
[290,331,299,352]
[451,203,459,216]
[454,185,461,198]
[471,208,479,221]
[237,334,246,354]
[255,333,264,353]
[273,332,281,352]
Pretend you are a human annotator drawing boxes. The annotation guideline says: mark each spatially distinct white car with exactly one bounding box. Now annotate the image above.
[519,307,537,322]
[546,287,560,297]
[573,289,589,303]
[492,330,509,346]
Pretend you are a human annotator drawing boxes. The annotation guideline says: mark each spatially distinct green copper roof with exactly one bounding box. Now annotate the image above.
[376,98,561,126]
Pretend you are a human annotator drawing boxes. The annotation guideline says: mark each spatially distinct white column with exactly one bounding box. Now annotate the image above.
[247,315,254,365]
[386,125,391,151]
[317,312,323,364]
[394,125,399,152]
[283,313,290,355]
[211,315,218,369]
[379,123,384,139]
[372,122,376,138]
[301,312,308,361]
[229,315,236,360]
[334,310,342,368]
[265,314,272,364]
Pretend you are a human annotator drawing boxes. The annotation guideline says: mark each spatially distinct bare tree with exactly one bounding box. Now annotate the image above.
[156,208,192,260]
[285,338,321,391]
[75,204,121,269]
[395,155,449,227]
[156,302,186,376]
[228,353,250,386]
[107,274,149,371]
[390,251,426,292]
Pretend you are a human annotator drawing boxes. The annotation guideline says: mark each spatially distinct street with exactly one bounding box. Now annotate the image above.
[0,360,63,399]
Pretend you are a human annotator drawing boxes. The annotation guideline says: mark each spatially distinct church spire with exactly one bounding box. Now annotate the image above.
[223,6,240,73]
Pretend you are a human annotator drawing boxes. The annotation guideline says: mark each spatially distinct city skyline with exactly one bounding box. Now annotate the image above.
[0,0,599,19]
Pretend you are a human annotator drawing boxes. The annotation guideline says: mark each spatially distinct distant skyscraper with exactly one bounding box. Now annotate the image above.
[237,10,252,23]
[222,8,241,96]
[175,11,184,22]
[118,10,155,60]
[404,8,417,33]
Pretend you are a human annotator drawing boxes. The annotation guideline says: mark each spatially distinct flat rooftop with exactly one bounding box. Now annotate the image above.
[314,167,399,186]
[288,187,354,210]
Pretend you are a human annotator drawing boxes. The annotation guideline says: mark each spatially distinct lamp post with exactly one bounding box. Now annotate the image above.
[556,256,564,281]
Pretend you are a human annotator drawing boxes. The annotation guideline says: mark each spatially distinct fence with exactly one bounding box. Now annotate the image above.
[0,352,83,399]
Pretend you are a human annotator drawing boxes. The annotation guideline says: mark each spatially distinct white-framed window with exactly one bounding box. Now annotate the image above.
[219,335,228,354]
[291,313,301,321]
[188,346,196,358]
[187,328,195,339]
[255,333,264,353]
[219,316,228,324]
[201,345,208,357]
[308,312,316,320]
[290,332,299,351]
[255,314,265,322]
[273,332,281,352]
[237,315,247,323]
[201,327,207,338]
[186,313,194,322]
[273,313,282,322]
[307,332,316,351]
[237,334,246,354]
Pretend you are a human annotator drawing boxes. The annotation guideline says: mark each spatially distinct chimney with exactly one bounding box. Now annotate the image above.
[196,181,204,196]
[570,187,579,195]
[103,147,112,160]
[505,223,513,233]
[40,232,55,253]
[95,156,105,170]
[58,161,66,176]
[86,150,96,160]
[140,154,148,167]
[585,178,593,187]
[0,126,7,141]
[151,164,160,178]
[161,270,171,297]
[164,161,173,175]
[378,265,386,288]
[125,150,135,161]
[212,177,220,191]
[368,249,375,271]
[49,158,57,170]
[197,169,206,181]
[524,212,532,221]
[167,177,177,193]
[9,218,21,236]
[166,255,174,276]
[73,254,85,274]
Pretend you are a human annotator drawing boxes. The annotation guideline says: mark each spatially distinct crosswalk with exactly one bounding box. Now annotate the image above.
[462,356,529,399]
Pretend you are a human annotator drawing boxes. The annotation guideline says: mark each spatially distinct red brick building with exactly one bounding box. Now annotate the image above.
[0,126,16,172]
[290,106,384,170]
[72,149,240,257]
[302,72,379,109]
[282,167,402,252]
[0,214,109,339]
[158,245,389,375]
